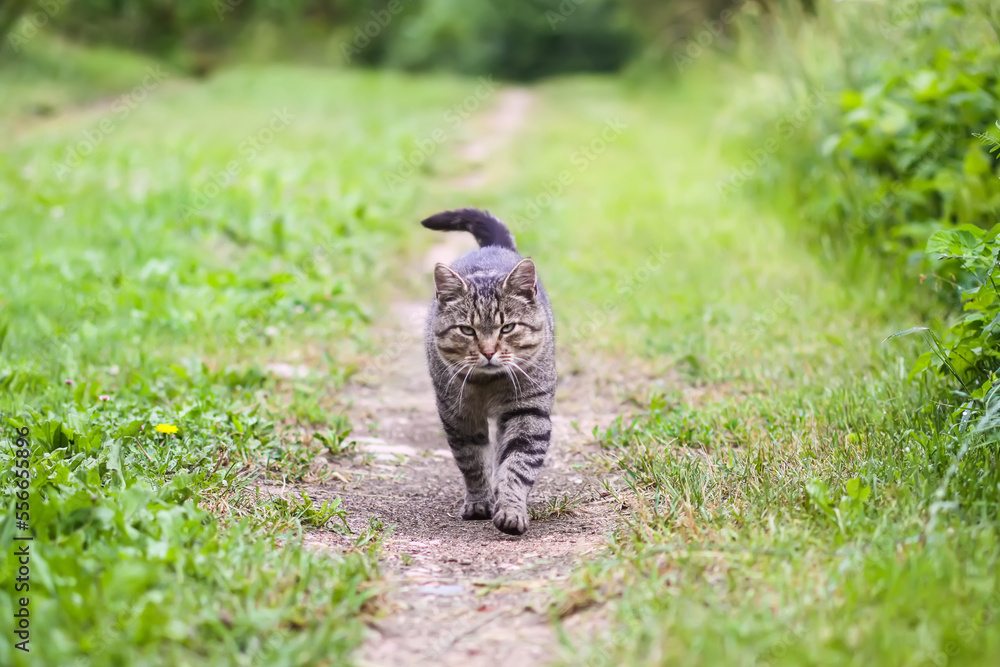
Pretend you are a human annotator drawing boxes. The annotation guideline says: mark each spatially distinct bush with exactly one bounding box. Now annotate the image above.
[743,0,1000,268]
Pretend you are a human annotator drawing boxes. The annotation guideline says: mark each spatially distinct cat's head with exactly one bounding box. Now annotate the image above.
[431,259,548,375]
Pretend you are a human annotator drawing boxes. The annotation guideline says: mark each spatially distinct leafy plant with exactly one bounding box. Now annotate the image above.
[805,477,872,535]
[894,125,1000,511]
[916,226,1000,389]
[313,417,354,457]
[529,493,582,520]
[743,0,1000,272]
[271,491,350,531]
[910,128,1000,405]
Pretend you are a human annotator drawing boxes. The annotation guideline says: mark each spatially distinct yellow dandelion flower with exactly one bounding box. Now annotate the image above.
[155,424,179,434]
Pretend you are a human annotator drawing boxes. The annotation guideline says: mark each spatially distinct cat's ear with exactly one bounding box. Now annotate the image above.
[502,258,537,302]
[434,264,468,305]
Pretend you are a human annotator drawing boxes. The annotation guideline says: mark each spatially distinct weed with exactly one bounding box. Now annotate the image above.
[530,494,583,520]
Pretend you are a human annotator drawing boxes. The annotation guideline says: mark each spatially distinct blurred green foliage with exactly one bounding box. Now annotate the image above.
[745,0,1000,268]
[2,0,821,80]
[375,0,637,80]
[5,0,640,79]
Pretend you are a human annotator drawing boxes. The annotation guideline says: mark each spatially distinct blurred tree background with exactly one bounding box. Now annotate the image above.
[0,0,817,80]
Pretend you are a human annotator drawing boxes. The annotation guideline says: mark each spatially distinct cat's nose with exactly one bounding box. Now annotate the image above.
[481,348,496,360]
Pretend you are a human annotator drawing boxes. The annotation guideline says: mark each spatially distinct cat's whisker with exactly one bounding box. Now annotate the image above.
[503,355,528,398]
[502,365,514,397]
[444,360,472,391]
[508,359,545,391]
[503,364,522,400]
[510,354,544,376]
[457,363,476,411]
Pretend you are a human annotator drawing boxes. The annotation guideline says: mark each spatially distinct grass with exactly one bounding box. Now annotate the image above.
[0,37,476,666]
[529,494,583,521]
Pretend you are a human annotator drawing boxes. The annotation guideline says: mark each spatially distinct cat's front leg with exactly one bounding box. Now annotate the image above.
[439,411,493,520]
[492,406,552,535]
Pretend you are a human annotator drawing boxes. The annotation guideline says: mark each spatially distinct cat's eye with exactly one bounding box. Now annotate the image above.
[500,323,516,334]
[459,326,476,336]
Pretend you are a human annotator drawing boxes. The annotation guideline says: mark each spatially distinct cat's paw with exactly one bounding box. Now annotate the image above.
[492,504,529,535]
[461,500,492,520]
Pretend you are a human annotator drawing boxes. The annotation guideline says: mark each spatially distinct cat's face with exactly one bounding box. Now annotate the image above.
[432,259,548,377]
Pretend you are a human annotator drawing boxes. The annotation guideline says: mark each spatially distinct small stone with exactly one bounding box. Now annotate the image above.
[417,585,464,596]
[265,362,309,378]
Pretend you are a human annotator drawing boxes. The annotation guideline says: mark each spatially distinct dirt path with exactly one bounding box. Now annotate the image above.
[301,89,628,666]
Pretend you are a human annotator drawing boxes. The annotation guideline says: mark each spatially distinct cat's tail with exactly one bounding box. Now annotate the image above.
[420,208,517,251]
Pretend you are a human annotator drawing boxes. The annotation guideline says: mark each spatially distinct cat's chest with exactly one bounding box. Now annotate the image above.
[459,374,516,411]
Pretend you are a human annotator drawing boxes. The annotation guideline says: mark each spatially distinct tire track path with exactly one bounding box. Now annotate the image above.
[302,88,626,667]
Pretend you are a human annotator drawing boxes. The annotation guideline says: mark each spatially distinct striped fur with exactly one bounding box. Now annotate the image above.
[421,209,556,535]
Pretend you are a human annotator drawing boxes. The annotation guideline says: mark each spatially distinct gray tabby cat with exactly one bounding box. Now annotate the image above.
[421,208,556,535]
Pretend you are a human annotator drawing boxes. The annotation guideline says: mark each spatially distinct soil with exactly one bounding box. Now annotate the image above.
[294,89,634,666]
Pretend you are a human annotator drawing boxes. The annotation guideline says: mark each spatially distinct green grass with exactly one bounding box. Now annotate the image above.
[0,43,476,666]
